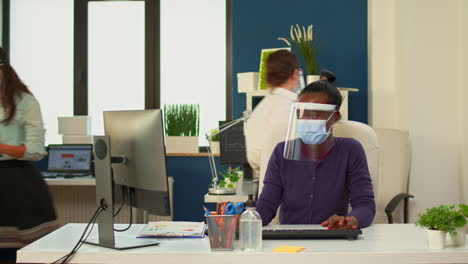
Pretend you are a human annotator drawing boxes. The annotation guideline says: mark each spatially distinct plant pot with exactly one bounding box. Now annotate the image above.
[306,75,320,85]
[166,136,199,153]
[210,141,220,154]
[427,229,447,249]
[447,226,467,247]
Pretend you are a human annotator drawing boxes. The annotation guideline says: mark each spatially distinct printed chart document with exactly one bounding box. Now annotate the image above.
[137,221,206,238]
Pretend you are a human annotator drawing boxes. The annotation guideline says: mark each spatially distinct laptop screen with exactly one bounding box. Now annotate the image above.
[47,145,93,173]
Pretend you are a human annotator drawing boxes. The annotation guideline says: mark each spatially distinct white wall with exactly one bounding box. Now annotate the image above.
[369,0,465,220]
[462,0,468,204]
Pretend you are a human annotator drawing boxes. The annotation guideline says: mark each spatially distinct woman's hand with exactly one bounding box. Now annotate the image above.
[321,214,360,230]
[0,144,26,158]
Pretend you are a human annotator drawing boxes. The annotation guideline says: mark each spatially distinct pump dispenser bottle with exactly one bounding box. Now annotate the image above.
[239,194,262,251]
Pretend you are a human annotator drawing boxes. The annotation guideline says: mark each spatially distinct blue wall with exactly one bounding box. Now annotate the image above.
[232,0,368,123]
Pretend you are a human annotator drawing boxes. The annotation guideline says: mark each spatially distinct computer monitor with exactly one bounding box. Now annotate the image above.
[86,109,170,250]
[47,144,93,174]
[104,110,170,216]
[218,120,253,179]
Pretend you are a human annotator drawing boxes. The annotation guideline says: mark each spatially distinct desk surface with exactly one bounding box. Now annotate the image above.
[45,176,96,186]
[17,224,468,264]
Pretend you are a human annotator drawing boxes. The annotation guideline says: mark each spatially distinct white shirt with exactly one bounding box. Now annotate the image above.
[244,88,297,192]
[0,93,47,161]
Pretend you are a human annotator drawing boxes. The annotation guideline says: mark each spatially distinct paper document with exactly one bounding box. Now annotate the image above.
[137,221,206,238]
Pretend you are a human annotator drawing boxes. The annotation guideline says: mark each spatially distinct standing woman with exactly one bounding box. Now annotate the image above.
[0,48,58,263]
[244,50,303,194]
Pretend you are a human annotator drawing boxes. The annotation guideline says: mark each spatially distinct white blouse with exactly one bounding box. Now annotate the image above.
[244,88,297,192]
[0,93,47,161]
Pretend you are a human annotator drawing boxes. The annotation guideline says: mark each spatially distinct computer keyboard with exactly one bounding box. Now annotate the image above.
[262,225,362,240]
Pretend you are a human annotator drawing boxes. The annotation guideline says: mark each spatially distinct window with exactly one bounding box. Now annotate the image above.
[88,1,145,135]
[161,0,226,145]
[10,0,74,145]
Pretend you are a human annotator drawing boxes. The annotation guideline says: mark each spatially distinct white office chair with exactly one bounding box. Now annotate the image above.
[335,121,414,224]
[374,128,413,223]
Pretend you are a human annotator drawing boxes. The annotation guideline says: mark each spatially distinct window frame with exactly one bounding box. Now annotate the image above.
[2,0,232,120]
[74,0,232,119]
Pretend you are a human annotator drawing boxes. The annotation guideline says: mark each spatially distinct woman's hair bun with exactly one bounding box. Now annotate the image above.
[319,69,336,83]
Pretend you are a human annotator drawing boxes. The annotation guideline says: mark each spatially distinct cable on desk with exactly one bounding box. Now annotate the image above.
[50,201,105,264]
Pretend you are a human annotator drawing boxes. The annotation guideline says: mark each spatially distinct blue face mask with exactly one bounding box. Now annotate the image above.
[295,116,333,145]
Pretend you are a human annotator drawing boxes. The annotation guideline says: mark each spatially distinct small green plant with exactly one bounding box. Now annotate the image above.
[415,205,467,236]
[218,167,242,189]
[210,129,219,142]
[163,104,200,136]
[459,204,468,217]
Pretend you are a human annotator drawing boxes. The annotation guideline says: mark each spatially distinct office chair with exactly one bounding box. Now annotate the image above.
[334,121,414,224]
[374,128,414,223]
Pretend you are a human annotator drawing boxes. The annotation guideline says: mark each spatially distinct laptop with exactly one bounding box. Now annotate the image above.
[41,144,93,178]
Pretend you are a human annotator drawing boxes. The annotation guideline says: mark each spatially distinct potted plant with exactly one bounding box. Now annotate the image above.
[163,104,200,153]
[415,205,461,249]
[218,167,243,190]
[447,204,468,247]
[209,129,220,154]
[278,24,319,84]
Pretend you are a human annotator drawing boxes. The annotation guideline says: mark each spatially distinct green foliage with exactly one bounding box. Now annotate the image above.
[258,49,279,90]
[278,24,319,75]
[210,129,219,142]
[459,204,468,217]
[415,205,467,236]
[218,167,242,189]
[163,104,200,136]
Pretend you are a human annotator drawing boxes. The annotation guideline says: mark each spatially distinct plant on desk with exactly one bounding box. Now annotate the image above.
[415,205,467,249]
[218,167,242,189]
[447,204,468,247]
[163,104,200,153]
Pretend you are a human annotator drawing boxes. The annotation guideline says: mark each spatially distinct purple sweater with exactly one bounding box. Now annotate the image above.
[256,138,375,228]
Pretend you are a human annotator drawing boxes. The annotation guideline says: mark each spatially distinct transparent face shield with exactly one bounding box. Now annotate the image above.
[283,103,337,162]
[294,69,306,94]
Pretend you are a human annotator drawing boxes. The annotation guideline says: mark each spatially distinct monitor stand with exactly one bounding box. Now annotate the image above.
[83,136,159,250]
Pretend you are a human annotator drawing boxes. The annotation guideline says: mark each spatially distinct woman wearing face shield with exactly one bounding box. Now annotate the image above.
[256,77,376,229]
[0,47,58,262]
[244,50,304,193]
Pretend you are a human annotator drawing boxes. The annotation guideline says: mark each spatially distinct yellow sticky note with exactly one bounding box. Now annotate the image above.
[273,245,305,253]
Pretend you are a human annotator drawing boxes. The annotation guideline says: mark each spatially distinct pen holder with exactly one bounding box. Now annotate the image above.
[205,214,238,251]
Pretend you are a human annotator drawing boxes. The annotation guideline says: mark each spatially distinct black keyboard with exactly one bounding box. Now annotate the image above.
[262,225,362,240]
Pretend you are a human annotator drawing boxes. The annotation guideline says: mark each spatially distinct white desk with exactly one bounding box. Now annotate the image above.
[204,180,258,203]
[17,224,468,264]
[45,176,96,186]
[44,177,173,225]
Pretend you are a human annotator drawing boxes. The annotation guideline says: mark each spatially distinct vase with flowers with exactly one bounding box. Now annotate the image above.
[278,24,319,84]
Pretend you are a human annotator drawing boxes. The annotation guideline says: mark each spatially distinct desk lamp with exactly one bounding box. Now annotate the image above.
[205,113,250,195]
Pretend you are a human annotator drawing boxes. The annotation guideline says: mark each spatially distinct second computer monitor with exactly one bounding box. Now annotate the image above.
[103,109,170,216]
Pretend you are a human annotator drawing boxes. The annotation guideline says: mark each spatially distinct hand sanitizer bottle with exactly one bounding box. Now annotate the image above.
[240,194,262,251]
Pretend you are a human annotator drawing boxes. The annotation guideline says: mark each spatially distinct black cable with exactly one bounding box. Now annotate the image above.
[59,204,105,264]
[50,202,105,264]
[113,185,126,217]
[113,188,133,232]
[53,206,103,264]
